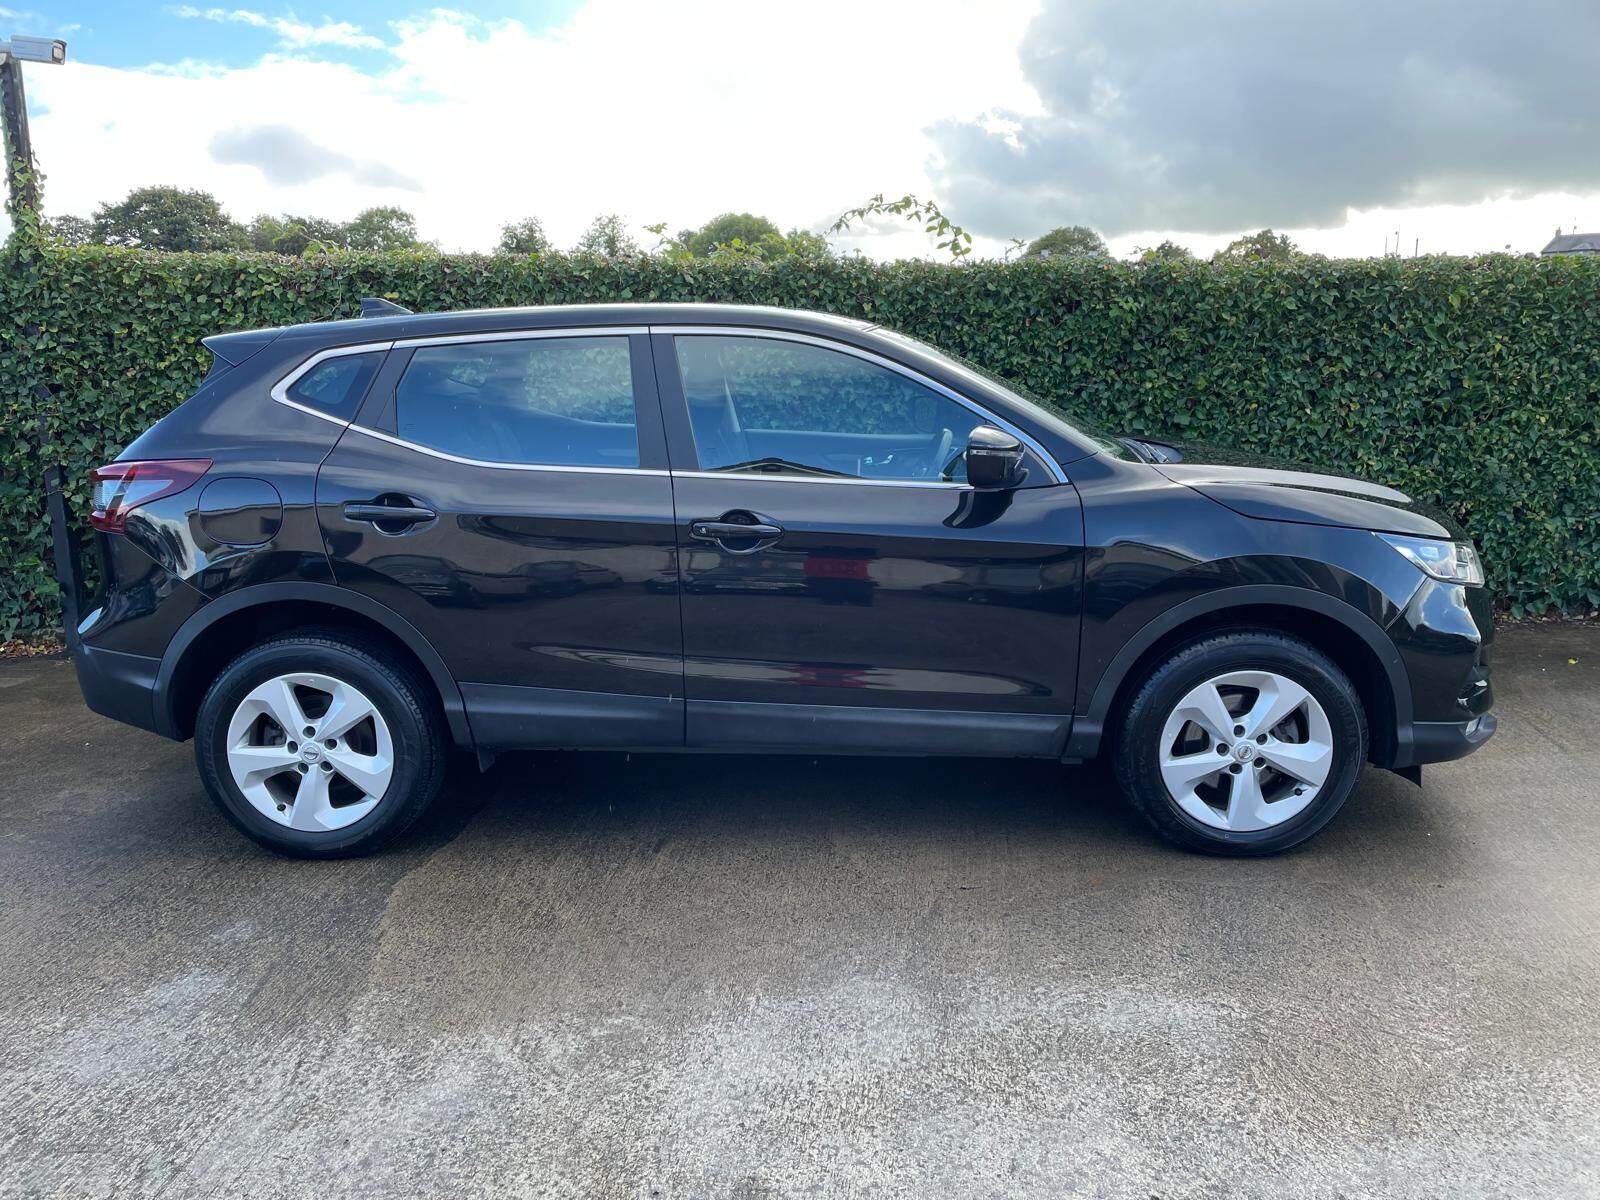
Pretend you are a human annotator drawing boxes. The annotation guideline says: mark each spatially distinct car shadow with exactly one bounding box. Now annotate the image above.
[395,747,1462,878]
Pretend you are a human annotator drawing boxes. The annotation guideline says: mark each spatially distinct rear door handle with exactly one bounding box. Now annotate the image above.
[343,502,436,526]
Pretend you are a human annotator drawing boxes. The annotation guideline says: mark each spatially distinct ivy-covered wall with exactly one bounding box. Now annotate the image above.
[3,242,1598,636]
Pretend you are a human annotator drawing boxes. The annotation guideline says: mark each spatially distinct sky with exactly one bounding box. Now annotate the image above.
[4,0,1598,258]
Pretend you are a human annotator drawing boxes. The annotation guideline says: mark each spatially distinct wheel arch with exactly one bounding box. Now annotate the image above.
[1066,586,1412,767]
[154,582,472,747]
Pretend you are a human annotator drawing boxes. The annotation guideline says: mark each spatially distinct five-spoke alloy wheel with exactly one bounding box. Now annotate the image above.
[196,630,446,858]
[225,671,396,832]
[1116,630,1367,855]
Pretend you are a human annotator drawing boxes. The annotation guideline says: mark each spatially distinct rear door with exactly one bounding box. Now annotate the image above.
[314,328,684,750]
[653,328,1084,756]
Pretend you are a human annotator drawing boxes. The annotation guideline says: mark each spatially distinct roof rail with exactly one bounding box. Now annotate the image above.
[360,297,414,319]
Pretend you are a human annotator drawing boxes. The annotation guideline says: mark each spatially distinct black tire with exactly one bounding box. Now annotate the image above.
[194,629,446,858]
[1113,630,1367,856]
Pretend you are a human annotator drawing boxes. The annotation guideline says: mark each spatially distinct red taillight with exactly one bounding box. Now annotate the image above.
[89,459,211,533]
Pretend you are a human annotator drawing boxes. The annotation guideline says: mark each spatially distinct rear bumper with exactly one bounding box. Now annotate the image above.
[72,641,166,737]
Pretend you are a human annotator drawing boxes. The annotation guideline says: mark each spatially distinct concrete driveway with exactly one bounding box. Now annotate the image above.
[2,625,1596,1199]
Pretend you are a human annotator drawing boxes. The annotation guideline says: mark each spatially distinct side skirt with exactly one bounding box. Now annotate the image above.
[687,698,1070,758]
[461,683,1074,759]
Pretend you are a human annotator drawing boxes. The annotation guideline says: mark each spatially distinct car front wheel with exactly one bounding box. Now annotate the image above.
[194,630,446,858]
[1114,630,1368,855]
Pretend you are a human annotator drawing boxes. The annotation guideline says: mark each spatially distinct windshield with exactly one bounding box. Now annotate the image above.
[871,328,1134,460]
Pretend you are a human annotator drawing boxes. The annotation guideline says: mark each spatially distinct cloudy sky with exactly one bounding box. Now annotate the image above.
[7,0,1598,257]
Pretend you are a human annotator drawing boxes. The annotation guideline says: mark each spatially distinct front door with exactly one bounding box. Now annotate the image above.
[317,329,684,749]
[653,330,1083,757]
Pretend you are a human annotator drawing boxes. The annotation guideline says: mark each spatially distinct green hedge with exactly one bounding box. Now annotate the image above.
[3,242,1598,637]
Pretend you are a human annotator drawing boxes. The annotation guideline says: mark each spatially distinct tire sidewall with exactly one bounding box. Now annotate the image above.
[195,639,434,856]
[1121,635,1367,855]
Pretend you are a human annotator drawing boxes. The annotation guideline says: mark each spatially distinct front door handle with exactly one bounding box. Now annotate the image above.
[344,501,436,527]
[691,520,783,540]
[689,512,784,552]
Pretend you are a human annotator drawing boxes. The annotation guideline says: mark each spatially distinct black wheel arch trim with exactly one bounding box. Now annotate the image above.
[1064,584,1415,766]
[152,581,473,747]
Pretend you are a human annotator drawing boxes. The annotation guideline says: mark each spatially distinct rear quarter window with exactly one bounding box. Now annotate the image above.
[285,351,384,421]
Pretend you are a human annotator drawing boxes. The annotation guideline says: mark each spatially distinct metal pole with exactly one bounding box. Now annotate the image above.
[0,50,40,218]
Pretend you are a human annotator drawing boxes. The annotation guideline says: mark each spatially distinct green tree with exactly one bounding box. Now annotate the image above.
[1135,239,1194,263]
[1024,225,1108,259]
[650,216,829,260]
[90,186,248,251]
[574,214,638,257]
[46,214,93,246]
[1213,228,1299,262]
[685,212,781,256]
[497,216,551,255]
[247,213,345,255]
[342,206,424,252]
[775,227,831,258]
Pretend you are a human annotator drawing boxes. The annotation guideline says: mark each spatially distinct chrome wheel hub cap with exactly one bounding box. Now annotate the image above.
[224,671,394,832]
[1157,669,1335,833]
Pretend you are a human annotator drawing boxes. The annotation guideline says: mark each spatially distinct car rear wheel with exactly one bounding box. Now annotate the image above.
[1114,630,1367,855]
[195,630,446,858]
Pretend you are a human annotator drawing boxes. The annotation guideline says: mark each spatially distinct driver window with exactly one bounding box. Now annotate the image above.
[673,335,985,482]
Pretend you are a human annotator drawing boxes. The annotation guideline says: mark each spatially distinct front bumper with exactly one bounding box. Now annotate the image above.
[1404,713,1498,765]
[1387,577,1496,769]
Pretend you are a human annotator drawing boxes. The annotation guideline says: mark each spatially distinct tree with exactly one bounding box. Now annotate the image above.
[1024,225,1108,259]
[247,213,345,255]
[90,186,247,251]
[1135,239,1194,263]
[684,212,780,256]
[1213,228,1299,263]
[497,216,551,255]
[832,193,972,257]
[574,213,638,257]
[342,206,423,252]
[775,227,830,258]
[46,214,93,246]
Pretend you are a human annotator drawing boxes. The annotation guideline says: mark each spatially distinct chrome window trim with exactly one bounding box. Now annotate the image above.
[344,423,667,476]
[266,322,1069,488]
[394,325,647,349]
[269,341,393,426]
[650,324,1070,485]
[669,469,967,490]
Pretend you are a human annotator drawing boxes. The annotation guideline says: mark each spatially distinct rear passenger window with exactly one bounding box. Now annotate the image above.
[395,337,638,467]
[287,351,383,421]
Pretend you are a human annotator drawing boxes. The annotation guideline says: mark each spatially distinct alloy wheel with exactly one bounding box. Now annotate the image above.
[1157,669,1335,832]
[224,671,395,831]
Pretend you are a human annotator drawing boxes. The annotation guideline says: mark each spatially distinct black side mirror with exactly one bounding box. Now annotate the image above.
[964,425,1025,489]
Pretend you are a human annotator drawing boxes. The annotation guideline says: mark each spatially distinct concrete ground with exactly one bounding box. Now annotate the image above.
[1,626,1596,1199]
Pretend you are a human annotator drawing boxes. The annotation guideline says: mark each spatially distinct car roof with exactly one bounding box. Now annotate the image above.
[273,303,877,349]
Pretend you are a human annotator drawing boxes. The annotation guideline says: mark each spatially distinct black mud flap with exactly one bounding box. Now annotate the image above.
[1393,765,1423,787]
[38,404,85,650]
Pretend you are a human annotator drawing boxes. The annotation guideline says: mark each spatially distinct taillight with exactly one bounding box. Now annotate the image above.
[89,459,211,533]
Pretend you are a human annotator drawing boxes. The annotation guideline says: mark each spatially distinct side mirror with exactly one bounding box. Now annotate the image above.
[964,425,1025,489]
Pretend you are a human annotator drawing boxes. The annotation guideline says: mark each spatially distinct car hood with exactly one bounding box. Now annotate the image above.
[1131,439,1461,539]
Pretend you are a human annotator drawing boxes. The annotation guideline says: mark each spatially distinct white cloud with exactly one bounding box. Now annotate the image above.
[20,2,1043,253]
[171,7,386,51]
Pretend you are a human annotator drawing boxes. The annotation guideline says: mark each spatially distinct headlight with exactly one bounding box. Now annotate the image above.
[1376,533,1484,586]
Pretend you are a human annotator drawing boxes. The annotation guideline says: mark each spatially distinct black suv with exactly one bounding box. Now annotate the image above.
[66,302,1495,857]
